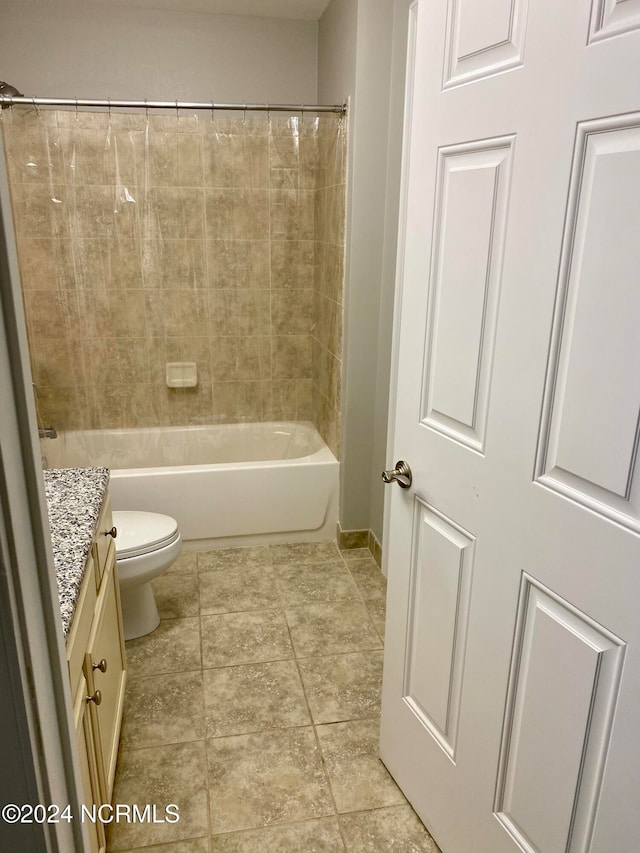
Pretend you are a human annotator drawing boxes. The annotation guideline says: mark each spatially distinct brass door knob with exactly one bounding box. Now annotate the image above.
[92,658,108,673]
[87,689,102,706]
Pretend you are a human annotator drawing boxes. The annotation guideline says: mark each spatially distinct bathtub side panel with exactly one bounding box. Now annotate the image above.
[108,460,339,544]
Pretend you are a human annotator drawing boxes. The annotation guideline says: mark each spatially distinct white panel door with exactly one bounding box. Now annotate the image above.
[380,1,640,851]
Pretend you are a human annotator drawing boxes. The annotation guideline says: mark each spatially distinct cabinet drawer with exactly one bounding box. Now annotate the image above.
[92,494,115,590]
[85,553,127,804]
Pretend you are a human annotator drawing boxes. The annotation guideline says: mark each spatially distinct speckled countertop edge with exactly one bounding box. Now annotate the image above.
[43,467,110,639]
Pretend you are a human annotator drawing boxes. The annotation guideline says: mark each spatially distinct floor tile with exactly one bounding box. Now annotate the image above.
[199,565,279,614]
[209,817,344,851]
[298,652,383,724]
[346,559,387,601]
[206,727,334,834]
[340,805,440,852]
[120,670,204,748]
[201,609,293,668]
[117,838,210,853]
[125,617,201,677]
[274,561,360,606]
[198,546,272,572]
[285,602,382,658]
[152,572,200,619]
[203,660,310,738]
[166,551,198,575]
[108,741,209,850]
[365,598,386,639]
[316,720,406,813]
[269,541,341,565]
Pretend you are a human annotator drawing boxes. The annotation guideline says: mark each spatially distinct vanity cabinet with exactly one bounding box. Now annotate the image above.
[66,493,126,851]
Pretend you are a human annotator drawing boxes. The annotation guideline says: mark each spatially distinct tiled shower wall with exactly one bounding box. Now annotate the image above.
[2,109,346,457]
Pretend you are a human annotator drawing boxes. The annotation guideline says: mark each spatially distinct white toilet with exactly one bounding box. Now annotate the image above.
[112,510,182,641]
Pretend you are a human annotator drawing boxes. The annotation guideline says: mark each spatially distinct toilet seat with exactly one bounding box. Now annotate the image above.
[112,510,180,559]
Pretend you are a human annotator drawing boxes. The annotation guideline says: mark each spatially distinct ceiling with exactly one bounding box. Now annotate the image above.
[87,0,333,21]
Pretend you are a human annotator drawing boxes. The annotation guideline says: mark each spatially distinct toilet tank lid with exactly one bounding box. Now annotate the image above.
[112,511,179,559]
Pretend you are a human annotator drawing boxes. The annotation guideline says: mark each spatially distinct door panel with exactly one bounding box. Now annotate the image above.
[537,116,640,531]
[443,0,528,88]
[423,137,513,452]
[404,501,474,760]
[495,577,626,853]
[588,0,640,44]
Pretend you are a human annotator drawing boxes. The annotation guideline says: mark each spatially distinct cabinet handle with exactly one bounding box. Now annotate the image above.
[92,658,108,674]
[105,526,117,539]
[86,689,102,706]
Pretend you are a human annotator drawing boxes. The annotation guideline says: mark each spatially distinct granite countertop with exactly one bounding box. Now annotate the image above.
[43,467,110,639]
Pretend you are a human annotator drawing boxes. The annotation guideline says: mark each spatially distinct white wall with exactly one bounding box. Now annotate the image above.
[319,0,407,538]
[0,0,318,103]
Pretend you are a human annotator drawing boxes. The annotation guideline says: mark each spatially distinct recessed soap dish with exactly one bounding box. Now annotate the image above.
[166,362,197,388]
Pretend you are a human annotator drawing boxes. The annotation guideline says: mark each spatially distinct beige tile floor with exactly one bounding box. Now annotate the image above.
[108,543,440,852]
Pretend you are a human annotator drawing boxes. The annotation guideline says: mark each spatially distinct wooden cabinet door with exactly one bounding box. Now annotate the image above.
[73,675,106,853]
[85,544,127,804]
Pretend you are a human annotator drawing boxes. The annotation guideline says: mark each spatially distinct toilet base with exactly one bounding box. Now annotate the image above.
[120,581,160,641]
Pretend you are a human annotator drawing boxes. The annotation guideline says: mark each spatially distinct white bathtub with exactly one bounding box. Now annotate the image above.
[42,421,339,548]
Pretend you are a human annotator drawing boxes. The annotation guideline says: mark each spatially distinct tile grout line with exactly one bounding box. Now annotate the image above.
[283,606,348,853]
[195,552,214,847]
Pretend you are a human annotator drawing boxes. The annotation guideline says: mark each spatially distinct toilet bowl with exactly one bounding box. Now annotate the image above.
[112,510,182,641]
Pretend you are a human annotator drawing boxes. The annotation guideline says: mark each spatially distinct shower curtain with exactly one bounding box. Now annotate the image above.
[1,106,346,457]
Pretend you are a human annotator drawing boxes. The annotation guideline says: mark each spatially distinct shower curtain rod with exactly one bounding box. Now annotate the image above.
[0,94,347,115]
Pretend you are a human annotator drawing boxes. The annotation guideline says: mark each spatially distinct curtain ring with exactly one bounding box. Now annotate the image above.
[243,103,246,124]
[32,97,41,119]
[176,100,179,121]
[144,98,149,122]
[211,100,215,122]
[75,98,79,120]
[108,98,112,121]
[266,103,270,124]
[300,104,304,125]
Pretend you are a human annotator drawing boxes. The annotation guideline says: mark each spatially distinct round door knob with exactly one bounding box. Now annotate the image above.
[92,658,108,673]
[87,689,102,706]
[105,526,117,539]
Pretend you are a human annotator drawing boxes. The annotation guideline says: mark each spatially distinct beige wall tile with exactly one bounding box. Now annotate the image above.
[212,380,269,423]
[272,335,312,380]
[270,189,314,240]
[267,379,313,421]
[87,337,150,386]
[10,182,69,239]
[5,125,64,185]
[74,238,143,291]
[271,290,313,335]
[207,240,270,289]
[208,290,270,337]
[144,290,209,338]
[205,188,269,240]
[211,336,271,382]
[204,133,269,189]
[142,239,206,289]
[17,237,75,290]
[80,288,146,338]
[270,240,315,289]
[149,186,204,240]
